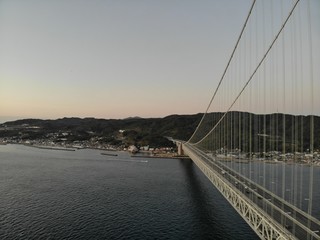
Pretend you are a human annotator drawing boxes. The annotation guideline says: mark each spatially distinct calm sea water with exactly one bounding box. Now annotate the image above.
[224,160,320,219]
[0,144,258,240]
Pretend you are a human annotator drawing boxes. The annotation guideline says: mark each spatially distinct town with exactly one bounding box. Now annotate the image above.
[1,121,319,165]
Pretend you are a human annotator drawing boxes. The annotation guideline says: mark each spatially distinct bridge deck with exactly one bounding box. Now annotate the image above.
[181,142,320,240]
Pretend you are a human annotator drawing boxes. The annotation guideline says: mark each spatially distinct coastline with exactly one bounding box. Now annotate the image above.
[1,144,319,166]
[26,144,76,151]
[131,154,190,160]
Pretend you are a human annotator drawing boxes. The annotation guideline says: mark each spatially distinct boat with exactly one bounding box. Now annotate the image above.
[101,152,118,157]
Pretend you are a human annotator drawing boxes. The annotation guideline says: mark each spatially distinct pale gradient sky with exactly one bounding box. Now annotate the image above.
[0,0,319,122]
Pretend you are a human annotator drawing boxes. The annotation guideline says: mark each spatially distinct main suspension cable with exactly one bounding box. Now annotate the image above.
[187,0,256,143]
[192,0,300,146]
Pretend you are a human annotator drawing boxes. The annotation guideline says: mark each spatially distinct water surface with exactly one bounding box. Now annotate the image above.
[0,144,257,239]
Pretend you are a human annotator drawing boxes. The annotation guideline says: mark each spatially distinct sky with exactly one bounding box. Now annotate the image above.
[0,0,319,122]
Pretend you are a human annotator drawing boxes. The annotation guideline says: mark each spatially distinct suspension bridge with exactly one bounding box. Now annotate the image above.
[176,0,319,239]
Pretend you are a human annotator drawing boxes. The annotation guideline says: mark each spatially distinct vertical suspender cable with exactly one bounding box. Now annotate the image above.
[280,0,286,226]
[306,0,314,235]
[188,0,256,144]
[192,0,300,147]
[297,2,304,211]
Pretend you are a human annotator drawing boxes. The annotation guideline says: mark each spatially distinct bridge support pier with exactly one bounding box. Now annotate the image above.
[177,142,184,156]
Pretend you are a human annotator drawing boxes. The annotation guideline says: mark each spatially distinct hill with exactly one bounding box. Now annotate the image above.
[0,112,319,151]
[0,114,202,148]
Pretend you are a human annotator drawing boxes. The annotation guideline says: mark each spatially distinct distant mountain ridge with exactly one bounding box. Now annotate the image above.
[0,112,319,150]
[0,114,202,147]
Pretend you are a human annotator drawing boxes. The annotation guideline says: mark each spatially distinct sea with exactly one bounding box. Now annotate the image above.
[0,144,292,240]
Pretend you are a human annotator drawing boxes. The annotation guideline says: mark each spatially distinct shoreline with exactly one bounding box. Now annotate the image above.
[21,143,119,152]
[1,144,319,166]
[131,154,190,160]
[26,144,76,151]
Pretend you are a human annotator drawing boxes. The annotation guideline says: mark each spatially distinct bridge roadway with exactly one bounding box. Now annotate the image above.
[181,142,320,240]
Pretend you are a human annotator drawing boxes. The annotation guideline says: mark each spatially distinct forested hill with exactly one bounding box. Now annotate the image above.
[0,114,203,148]
[0,112,319,150]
